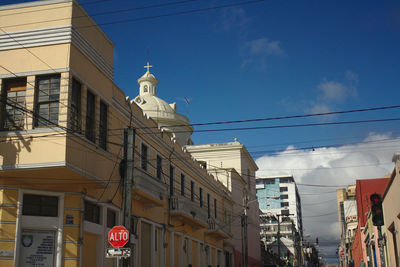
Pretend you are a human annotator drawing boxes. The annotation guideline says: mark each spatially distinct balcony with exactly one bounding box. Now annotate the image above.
[132,168,168,207]
[169,195,207,229]
[206,218,230,240]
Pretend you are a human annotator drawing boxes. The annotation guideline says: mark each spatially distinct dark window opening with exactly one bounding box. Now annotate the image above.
[141,143,148,171]
[280,194,288,200]
[214,198,217,219]
[199,187,203,207]
[190,181,195,202]
[99,101,107,149]
[84,200,100,224]
[156,155,162,179]
[281,209,290,216]
[22,194,58,217]
[280,187,288,192]
[85,91,95,142]
[180,174,185,196]
[281,202,289,207]
[207,193,211,218]
[169,165,174,196]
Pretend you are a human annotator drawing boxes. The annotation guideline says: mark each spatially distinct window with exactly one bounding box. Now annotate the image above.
[22,194,58,217]
[35,75,60,127]
[141,143,148,171]
[207,193,211,218]
[99,101,107,149]
[281,209,290,216]
[199,187,203,207]
[281,202,289,208]
[85,90,95,142]
[180,173,185,196]
[107,209,116,228]
[169,165,174,196]
[70,78,81,132]
[199,161,207,169]
[1,78,26,130]
[156,155,162,179]
[279,177,293,183]
[214,198,217,219]
[280,187,288,192]
[280,194,288,200]
[190,181,195,202]
[84,200,100,224]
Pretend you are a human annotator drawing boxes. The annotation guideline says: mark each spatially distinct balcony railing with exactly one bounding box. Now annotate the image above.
[206,218,230,239]
[169,195,208,229]
[132,168,168,207]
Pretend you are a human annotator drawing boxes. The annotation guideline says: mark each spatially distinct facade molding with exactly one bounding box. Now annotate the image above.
[0,68,70,79]
[0,25,114,80]
[0,161,66,170]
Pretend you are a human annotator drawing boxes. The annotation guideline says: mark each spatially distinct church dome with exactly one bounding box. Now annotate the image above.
[138,70,158,85]
[134,63,193,146]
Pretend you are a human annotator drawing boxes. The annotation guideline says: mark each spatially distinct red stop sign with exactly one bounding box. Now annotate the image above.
[108,226,129,248]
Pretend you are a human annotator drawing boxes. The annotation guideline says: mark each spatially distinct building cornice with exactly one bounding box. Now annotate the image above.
[0,25,114,80]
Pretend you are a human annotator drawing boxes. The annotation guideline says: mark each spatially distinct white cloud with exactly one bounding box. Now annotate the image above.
[219,7,250,33]
[255,132,397,258]
[241,37,284,69]
[246,38,284,56]
[317,80,357,103]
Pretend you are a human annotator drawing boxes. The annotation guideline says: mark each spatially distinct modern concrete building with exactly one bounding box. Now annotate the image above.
[0,1,234,267]
[255,175,303,263]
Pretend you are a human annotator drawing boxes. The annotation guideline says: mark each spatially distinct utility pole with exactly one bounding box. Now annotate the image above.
[277,214,281,266]
[242,194,248,267]
[122,127,135,267]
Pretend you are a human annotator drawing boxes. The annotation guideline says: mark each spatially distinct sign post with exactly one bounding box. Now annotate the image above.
[107,226,131,266]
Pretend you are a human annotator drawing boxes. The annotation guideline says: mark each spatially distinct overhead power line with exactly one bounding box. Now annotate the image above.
[0,0,265,29]
[127,105,400,130]
[0,0,194,19]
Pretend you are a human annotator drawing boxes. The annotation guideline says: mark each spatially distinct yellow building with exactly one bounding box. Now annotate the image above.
[0,0,233,266]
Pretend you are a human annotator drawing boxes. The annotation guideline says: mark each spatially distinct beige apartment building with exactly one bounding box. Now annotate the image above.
[383,153,400,267]
[0,1,236,267]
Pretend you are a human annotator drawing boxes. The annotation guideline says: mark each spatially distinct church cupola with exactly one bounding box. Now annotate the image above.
[137,62,158,96]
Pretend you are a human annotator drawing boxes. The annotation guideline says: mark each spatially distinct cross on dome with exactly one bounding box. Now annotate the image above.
[144,62,153,72]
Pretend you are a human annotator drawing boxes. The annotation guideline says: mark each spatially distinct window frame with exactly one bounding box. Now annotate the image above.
[169,165,174,196]
[70,78,81,132]
[199,187,203,207]
[85,90,96,142]
[214,198,217,219]
[99,100,107,150]
[156,155,162,179]
[180,173,186,197]
[190,181,195,202]
[22,194,59,217]
[1,77,27,130]
[141,143,148,171]
[34,74,60,127]
[84,200,101,224]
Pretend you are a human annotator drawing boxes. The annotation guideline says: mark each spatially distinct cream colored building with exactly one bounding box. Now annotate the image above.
[131,45,262,266]
[0,1,233,267]
[185,141,262,267]
[336,185,357,265]
[382,153,400,267]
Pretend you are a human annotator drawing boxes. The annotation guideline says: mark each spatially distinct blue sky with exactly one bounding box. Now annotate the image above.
[4,0,400,263]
